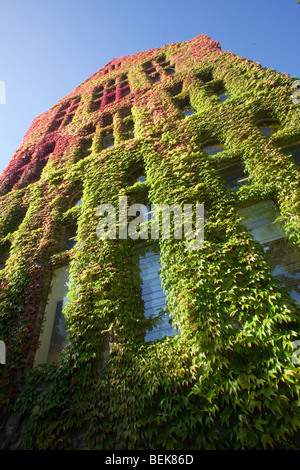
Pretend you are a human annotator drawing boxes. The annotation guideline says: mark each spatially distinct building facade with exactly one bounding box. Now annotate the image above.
[0,35,299,449]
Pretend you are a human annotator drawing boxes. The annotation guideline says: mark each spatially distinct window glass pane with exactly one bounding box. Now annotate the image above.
[66,225,77,250]
[237,200,285,244]
[281,144,300,166]
[136,176,146,183]
[238,200,300,305]
[35,266,70,364]
[165,67,175,76]
[203,146,224,156]
[219,93,230,102]
[259,127,272,136]
[138,248,178,341]
[0,242,10,269]
[263,238,300,305]
[47,267,70,362]
[102,134,114,149]
[184,108,195,117]
[219,163,249,191]
[47,299,68,362]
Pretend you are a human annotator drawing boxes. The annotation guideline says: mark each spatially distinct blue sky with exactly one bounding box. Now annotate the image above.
[0,0,299,174]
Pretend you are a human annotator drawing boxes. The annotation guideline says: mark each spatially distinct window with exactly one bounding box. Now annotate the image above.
[101,114,113,128]
[237,200,300,305]
[151,72,161,83]
[48,97,81,132]
[256,120,279,137]
[102,132,114,149]
[35,266,70,364]
[98,75,131,108]
[165,66,175,76]
[203,145,225,156]
[260,126,273,136]
[136,176,146,183]
[167,81,183,97]
[16,141,56,189]
[263,239,300,305]
[136,245,178,341]
[90,85,104,111]
[176,95,195,117]
[143,55,175,83]
[0,242,10,270]
[219,93,231,102]
[119,107,135,142]
[184,108,195,117]
[123,119,135,140]
[219,163,249,191]
[119,86,131,98]
[237,200,285,244]
[64,225,77,250]
[196,69,213,83]
[105,92,116,105]
[281,143,300,166]
[76,137,93,161]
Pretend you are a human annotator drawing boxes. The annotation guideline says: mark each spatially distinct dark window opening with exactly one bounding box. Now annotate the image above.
[119,86,131,98]
[90,99,102,112]
[0,242,11,270]
[149,72,161,83]
[62,113,75,127]
[196,69,214,83]
[106,93,116,105]
[82,123,96,136]
[107,85,116,94]
[175,95,194,117]
[120,106,132,119]
[165,66,175,76]
[64,225,78,250]
[93,86,104,98]
[48,98,80,131]
[102,114,113,128]
[281,143,300,166]
[120,73,128,83]
[77,137,93,160]
[143,61,154,71]
[16,142,56,188]
[156,55,166,64]
[102,132,114,149]
[219,163,249,191]
[90,86,104,112]
[123,120,135,140]
[167,82,183,97]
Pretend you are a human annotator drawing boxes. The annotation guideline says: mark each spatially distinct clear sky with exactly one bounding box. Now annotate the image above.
[0,0,299,174]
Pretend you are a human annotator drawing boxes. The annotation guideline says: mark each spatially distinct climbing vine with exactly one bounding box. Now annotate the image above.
[0,34,299,450]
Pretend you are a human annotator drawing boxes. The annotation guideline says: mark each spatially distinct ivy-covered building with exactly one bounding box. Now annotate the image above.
[0,34,299,450]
